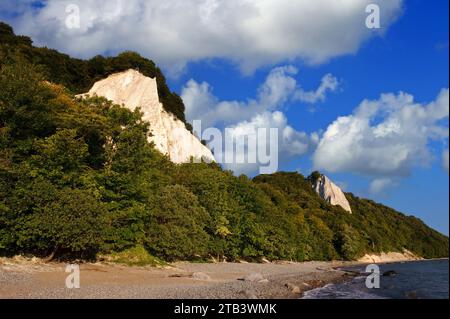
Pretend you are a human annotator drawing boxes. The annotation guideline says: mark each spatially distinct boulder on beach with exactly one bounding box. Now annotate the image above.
[192,272,211,281]
[240,273,266,282]
[285,283,301,294]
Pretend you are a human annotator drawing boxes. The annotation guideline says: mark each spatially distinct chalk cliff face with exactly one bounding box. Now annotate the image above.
[357,249,422,263]
[82,69,215,164]
[313,175,352,213]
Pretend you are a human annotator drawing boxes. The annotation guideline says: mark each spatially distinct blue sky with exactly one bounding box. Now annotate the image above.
[1,0,448,234]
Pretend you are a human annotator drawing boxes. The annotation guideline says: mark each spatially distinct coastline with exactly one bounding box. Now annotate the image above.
[0,255,436,299]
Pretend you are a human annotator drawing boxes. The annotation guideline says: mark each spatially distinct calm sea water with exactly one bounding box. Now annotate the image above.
[302,259,449,299]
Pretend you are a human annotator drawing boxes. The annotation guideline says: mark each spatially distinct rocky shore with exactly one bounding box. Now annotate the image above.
[1,253,431,299]
[0,257,359,299]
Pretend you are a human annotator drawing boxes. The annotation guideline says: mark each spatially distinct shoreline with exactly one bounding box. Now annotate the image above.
[0,256,443,299]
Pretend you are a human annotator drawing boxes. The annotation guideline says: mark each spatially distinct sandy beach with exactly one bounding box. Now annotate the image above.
[0,257,364,299]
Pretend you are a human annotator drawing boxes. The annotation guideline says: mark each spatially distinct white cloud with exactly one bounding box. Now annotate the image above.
[182,66,299,127]
[182,66,322,175]
[0,0,36,14]
[369,178,397,195]
[443,149,449,173]
[214,111,317,175]
[313,88,449,178]
[182,65,338,127]
[7,0,403,74]
[294,74,339,104]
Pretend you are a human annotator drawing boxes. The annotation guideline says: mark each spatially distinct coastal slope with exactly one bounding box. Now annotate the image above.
[0,21,448,264]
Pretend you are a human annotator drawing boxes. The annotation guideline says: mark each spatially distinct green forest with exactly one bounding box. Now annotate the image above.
[0,22,448,263]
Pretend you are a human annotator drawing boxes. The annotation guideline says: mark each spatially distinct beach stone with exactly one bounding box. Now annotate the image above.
[240,290,258,299]
[244,273,265,282]
[192,272,211,281]
[258,279,270,283]
[285,283,301,294]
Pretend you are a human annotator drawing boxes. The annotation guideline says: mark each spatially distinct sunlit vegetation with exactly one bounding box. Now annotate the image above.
[0,22,448,263]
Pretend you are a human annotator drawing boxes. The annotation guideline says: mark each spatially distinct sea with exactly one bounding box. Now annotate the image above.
[302,259,449,299]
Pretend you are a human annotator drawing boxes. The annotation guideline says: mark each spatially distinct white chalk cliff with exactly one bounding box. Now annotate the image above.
[313,175,352,213]
[81,69,215,164]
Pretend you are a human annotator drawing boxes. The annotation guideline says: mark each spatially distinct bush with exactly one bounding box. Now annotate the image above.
[9,183,107,258]
[98,245,166,267]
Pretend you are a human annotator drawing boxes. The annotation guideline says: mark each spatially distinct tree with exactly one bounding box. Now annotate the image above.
[10,182,107,258]
[308,171,322,185]
[29,129,89,186]
[334,223,365,260]
[145,185,210,260]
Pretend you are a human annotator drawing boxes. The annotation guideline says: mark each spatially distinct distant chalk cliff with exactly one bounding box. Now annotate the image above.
[313,174,352,213]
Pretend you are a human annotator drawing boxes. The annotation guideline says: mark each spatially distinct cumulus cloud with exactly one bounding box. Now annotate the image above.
[294,74,339,104]
[313,88,450,179]
[182,66,324,175]
[443,149,449,173]
[182,65,337,127]
[369,178,397,195]
[182,66,299,127]
[0,0,37,14]
[6,0,403,73]
[212,111,317,175]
